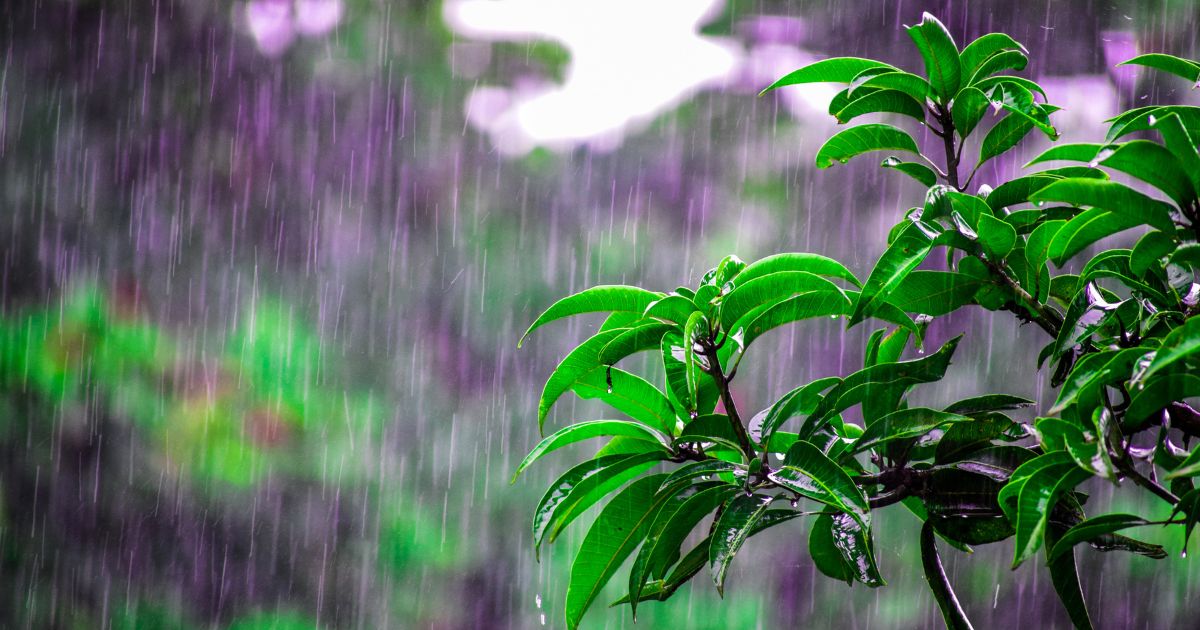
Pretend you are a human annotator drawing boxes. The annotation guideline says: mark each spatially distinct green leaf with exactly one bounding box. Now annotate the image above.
[881,156,938,186]
[521,286,662,347]
[951,86,990,139]
[934,414,1028,464]
[1049,347,1146,415]
[565,474,677,630]
[724,290,855,364]
[985,168,1106,212]
[968,50,1029,85]
[761,57,897,94]
[752,376,842,446]
[1118,53,1200,85]
[661,459,743,489]
[887,271,981,316]
[533,452,666,556]
[514,420,668,481]
[850,221,934,326]
[1123,376,1200,429]
[1107,105,1200,141]
[735,253,861,288]
[767,440,870,526]
[1154,113,1200,197]
[944,394,1035,415]
[1030,178,1176,233]
[1129,231,1177,277]
[573,367,677,435]
[830,86,873,117]
[975,212,1018,259]
[814,124,921,168]
[1168,489,1200,550]
[1008,455,1092,567]
[906,12,961,102]
[802,335,962,436]
[1142,317,1200,381]
[1046,208,1142,266]
[848,407,971,455]
[960,32,1027,84]
[850,71,932,102]
[682,312,708,404]
[978,110,1035,166]
[809,512,855,584]
[1046,524,1095,630]
[1047,514,1160,561]
[827,511,886,586]
[718,271,843,331]
[643,294,697,325]
[539,329,625,432]
[1025,219,1065,276]
[597,322,676,366]
[920,521,975,630]
[972,75,1047,100]
[1097,140,1196,208]
[1025,143,1105,166]
[662,332,719,418]
[676,414,745,458]
[628,484,738,613]
[834,89,926,124]
[1165,442,1200,480]
[709,493,775,594]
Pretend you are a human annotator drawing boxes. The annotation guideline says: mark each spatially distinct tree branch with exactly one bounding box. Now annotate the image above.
[699,339,757,465]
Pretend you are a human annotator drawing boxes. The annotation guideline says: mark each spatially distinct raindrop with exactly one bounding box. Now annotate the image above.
[536,594,542,609]
[605,365,614,393]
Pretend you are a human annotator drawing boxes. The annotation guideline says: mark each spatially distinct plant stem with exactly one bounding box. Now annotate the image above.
[699,340,757,465]
[934,106,961,190]
[980,257,1064,338]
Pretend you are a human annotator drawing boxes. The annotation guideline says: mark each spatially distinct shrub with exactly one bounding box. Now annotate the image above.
[517,13,1200,629]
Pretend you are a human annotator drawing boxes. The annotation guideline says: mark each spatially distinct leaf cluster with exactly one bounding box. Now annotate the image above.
[519,14,1200,629]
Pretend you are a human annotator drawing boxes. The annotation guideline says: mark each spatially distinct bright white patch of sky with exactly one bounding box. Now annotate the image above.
[444,0,748,154]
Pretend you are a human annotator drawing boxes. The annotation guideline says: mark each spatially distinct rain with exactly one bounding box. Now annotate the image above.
[1,1,1198,628]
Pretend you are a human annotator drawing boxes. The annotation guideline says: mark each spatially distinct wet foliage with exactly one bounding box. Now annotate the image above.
[3,1,1200,629]
[523,14,1200,629]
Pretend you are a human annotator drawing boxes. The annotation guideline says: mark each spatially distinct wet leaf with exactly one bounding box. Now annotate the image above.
[709,493,775,594]
[520,286,662,347]
[802,335,962,436]
[834,89,926,124]
[768,440,870,526]
[533,452,666,556]
[881,157,939,187]
[1048,514,1162,562]
[761,57,897,94]
[573,367,678,435]
[628,483,736,616]
[906,12,961,101]
[847,407,970,455]
[718,271,843,331]
[921,521,975,629]
[565,474,677,630]
[814,124,921,168]
[1030,178,1176,233]
[850,221,934,326]
[513,420,669,481]
[734,253,861,288]
[887,271,981,316]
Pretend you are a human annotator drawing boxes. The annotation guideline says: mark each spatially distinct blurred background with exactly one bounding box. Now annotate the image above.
[2,1,1200,628]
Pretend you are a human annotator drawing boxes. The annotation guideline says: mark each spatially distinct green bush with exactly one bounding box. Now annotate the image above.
[517,13,1200,630]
